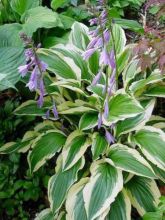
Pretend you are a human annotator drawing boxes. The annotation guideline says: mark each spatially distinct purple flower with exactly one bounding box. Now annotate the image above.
[18,65,28,77]
[87,36,99,50]
[40,61,48,72]
[37,79,45,108]
[100,9,107,20]
[104,98,109,118]
[25,49,33,61]
[99,48,116,69]
[52,102,58,118]
[98,113,102,129]
[94,37,103,48]
[109,50,116,70]
[45,109,50,119]
[89,18,98,26]
[103,29,110,43]
[92,71,102,86]
[99,48,109,65]
[105,130,115,144]
[82,48,96,60]
[26,66,38,91]
[37,93,44,108]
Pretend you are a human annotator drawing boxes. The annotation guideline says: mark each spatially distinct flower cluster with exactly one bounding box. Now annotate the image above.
[18,33,58,118]
[83,2,116,132]
[18,33,47,108]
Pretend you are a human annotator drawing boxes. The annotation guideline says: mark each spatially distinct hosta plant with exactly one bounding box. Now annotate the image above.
[1,1,165,219]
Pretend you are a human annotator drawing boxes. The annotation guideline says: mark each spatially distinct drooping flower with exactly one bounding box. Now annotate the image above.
[105,130,115,144]
[89,18,98,26]
[52,102,58,118]
[82,48,97,60]
[40,61,48,72]
[99,48,109,66]
[92,71,102,86]
[37,79,45,108]
[104,97,109,118]
[103,29,110,43]
[45,109,50,119]
[109,50,116,70]
[26,66,38,91]
[18,65,29,77]
[98,113,102,129]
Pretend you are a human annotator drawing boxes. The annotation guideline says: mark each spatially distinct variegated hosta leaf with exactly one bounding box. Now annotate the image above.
[143,84,165,98]
[0,140,30,154]
[108,144,156,178]
[103,92,144,126]
[52,45,92,81]
[132,126,165,170]
[106,190,131,220]
[91,132,108,160]
[122,59,140,88]
[151,163,165,183]
[83,159,123,220]
[48,157,84,214]
[28,130,66,173]
[14,100,51,116]
[117,46,132,75]
[62,130,91,170]
[59,106,97,115]
[115,98,155,137]
[143,211,163,220]
[111,24,126,54]
[35,208,54,220]
[79,112,98,131]
[129,71,165,95]
[69,22,89,51]
[125,176,160,216]
[66,178,89,220]
[38,48,81,81]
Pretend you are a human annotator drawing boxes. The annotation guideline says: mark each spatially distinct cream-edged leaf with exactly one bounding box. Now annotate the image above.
[108,144,156,178]
[115,98,155,137]
[79,112,98,131]
[83,159,123,220]
[132,126,165,170]
[103,92,144,126]
[125,176,160,216]
[35,208,54,220]
[66,178,89,220]
[48,157,85,214]
[91,132,108,160]
[106,190,131,220]
[62,130,91,170]
[28,130,66,173]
